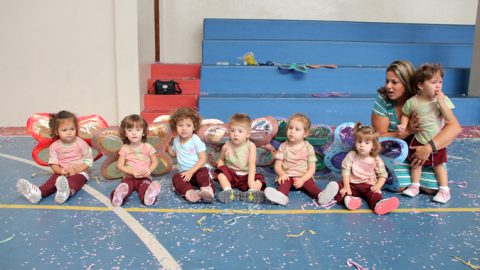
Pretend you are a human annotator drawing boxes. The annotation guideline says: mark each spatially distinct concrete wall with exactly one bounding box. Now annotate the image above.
[0,0,477,126]
[159,0,478,63]
[0,0,151,127]
[469,1,480,96]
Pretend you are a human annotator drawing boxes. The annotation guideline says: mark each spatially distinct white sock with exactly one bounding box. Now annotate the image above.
[439,186,449,191]
[223,187,232,191]
[410,182,420,187]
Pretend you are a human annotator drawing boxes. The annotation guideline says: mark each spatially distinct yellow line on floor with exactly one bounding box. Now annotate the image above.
[1,204,479,214]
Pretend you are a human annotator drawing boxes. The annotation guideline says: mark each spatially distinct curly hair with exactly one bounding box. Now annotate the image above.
[353,122,382,157]
[119,114,149,144]
[49,110,78,139]
[169,107,202,134]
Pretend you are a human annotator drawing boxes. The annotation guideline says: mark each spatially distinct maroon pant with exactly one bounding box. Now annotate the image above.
[39,173,87,198]
[276,177,321,199]
[172,167,216,198]
[409,137,447,166]
[109,176,153,205]
[334,181,383,210]
[215,165,266,191]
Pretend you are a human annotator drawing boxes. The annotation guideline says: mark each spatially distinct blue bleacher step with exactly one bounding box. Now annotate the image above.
[199,95,480,126]
[202,40,472,68]
[204,19,474,44]
[200,65,469,96]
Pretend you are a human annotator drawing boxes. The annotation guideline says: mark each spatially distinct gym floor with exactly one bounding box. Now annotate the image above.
[0,131,479,270]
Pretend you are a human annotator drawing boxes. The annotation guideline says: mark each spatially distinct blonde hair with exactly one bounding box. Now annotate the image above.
[288,113,311,134]
[119,114,148,144]
[169,107,202,133]
[353,122,381,157]
[229,113,252,129]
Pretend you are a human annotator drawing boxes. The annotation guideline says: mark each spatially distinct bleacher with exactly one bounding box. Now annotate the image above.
[199,19,479,125]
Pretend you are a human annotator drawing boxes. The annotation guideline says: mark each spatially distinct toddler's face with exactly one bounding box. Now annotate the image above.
[355,138,374,157]
[176,118,195,140]
[57,119,77,144]
[125,123,144,144]
[229,123,250,145]
[286,119,307,143]
[419,73,443,99]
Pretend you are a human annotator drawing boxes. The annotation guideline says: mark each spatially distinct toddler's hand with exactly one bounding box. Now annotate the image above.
[181,170,193,182]
[292,177,304,189]
[397,124,407,134]
[142,168,152,177]
[276,174,289,184]
[434,89,445,101]
[133,170,144,178]
[339,187,352,196]
[371,185,382,194]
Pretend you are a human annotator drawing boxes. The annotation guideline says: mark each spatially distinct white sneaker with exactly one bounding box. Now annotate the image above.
[16,178,42,204]
[55,176,71,204]
[432,189,451,204]
[264,187,289,206]
[318,182,339,205]
[402,184,420,197]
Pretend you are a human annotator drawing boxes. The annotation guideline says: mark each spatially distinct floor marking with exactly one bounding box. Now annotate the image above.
[1,204,479,214]
[0,152,180,270]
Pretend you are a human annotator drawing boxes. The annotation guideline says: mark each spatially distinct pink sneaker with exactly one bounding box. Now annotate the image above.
[185,189,201,203]
[432,189,451,204]
[144,181,161,206]
[402,184,420,197]
[198,186,214,203]
[374,197,400,215]
[112,183,129,207]
[344,196,362,210]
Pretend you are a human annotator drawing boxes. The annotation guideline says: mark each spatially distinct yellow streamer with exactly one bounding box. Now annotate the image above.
[287,229,316,238]
[196,215,214,233]
[452,256,480,270]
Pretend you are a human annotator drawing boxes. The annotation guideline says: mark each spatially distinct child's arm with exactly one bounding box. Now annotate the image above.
[274,159,289,184]
[436,91,454,121]
[293,162,316,189]
[166,143,176,158]
[339,175,352,196]
[50,164,66,175]
[339,151,354,196]
[371,157,388,193]
[146,152,159,177]
[247,143,258,188]
[371,176,386,193]
[397,114,410,134]
[65,163,90,176]
[216,144,227,167]
[180,150,207,182]
[117,154,136,176]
